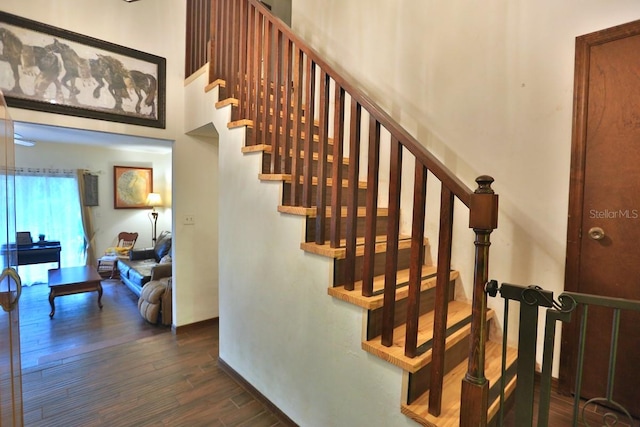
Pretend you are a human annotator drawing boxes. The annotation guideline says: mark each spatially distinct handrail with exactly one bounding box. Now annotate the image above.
[208,0,498,423]
[213,0,473,204]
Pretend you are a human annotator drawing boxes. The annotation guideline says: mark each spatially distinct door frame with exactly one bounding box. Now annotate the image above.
[560,18,640,394]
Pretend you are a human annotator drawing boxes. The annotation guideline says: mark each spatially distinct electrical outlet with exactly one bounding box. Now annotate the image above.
[183,215,195,225]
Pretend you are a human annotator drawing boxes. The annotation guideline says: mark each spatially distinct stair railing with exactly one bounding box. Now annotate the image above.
[209,0,498,421]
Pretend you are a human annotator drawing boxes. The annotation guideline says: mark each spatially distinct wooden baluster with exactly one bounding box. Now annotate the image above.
[398,163,427,350]
[315,71,330,244]
[460,176,498,427]
[229,0,239,104]
[344,101,362,291]
[270,27,283,174]
[236,0,248,121]
[428,186,454,416]
[208,0,218,81]
[186,0,195,77]
[361,118,380,297]
[330,86,345,249]
[222,0,232,97]
[302,59,316,208]
[260,21,272,147]
[382,137,402,342]
[280,37,293,175]
[289,47,304,206]
[250,9,263,146]
[244,3,255,120]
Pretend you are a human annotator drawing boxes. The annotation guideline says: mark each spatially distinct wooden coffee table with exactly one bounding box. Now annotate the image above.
[48,266,103,318]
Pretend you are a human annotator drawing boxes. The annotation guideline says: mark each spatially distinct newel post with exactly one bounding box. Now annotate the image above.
[460,176,498,427]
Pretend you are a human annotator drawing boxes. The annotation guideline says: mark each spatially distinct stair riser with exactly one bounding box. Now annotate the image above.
[281,182,367,208]
[333,244,420,286]
[244,118,320,145]
[259,152,349,178]
[304,215,388,243]
[405,317,491,405]
[366,281,455,340]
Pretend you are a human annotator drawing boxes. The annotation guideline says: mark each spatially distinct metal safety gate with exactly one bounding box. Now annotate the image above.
[486,280,640,427]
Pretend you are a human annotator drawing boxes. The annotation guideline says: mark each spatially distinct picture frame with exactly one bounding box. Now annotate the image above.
[114,166,153,209]
[0,11,166,128]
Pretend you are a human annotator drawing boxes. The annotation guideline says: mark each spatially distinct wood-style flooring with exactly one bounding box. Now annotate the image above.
[17,279,636,427]
[18,280,292,427]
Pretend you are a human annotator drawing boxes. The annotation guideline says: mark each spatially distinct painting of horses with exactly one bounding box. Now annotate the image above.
[0,11,165,128]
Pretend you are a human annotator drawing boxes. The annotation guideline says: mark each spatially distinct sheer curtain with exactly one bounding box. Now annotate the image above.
[15,168,86,285]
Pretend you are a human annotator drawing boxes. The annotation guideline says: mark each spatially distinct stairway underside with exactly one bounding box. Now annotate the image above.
[209,78,514,426]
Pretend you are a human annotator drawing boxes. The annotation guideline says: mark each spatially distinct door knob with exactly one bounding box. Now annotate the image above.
[0,267,22,312]
[588,226,605,241]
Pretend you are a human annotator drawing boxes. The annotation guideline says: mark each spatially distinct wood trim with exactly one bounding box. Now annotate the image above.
[172,317,219,335]
[218,357,299,427]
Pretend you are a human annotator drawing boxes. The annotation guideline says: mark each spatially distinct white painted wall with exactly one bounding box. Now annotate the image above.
[214,93,415,427]
[290,0,640,368]
[2,0,219,325]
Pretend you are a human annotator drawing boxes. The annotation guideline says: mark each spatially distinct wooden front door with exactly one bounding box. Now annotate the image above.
[562,20,640,417]
[0,93,23,426]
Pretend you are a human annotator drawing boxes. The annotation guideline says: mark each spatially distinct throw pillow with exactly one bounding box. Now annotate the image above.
[159,254,172,264]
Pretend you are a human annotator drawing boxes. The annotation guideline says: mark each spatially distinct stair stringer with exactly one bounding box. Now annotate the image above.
[213,98,425,426]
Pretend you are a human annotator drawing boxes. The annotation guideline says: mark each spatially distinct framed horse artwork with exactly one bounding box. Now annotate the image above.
[0,11,166,129]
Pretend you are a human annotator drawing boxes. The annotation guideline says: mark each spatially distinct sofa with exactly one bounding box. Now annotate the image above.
[117,232,172,297]
[138,276,172,326]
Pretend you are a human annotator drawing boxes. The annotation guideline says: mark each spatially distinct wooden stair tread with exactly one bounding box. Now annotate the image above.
[300,235,425,259]
[277,205,387,218]
[401,340,518,426]
[228,118,253,129]
[328,267,460,310]
[215,97,238,109]
[204,79,225,92]
[362,302,491,373]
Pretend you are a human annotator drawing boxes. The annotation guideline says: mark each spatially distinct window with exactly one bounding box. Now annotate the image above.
[15,169,86,285]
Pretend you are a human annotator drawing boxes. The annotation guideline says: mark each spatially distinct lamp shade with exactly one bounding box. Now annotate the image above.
[146,192,162,208]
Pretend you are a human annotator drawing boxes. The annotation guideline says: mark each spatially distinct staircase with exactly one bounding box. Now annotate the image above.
[207,0,516,425]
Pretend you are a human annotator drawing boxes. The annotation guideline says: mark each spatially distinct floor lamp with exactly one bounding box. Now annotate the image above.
[146,192,162,246]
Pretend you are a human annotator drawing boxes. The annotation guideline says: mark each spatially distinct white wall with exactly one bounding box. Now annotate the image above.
[214,92,415,427]
[15,142,171,253]
[291,0,640,366]
[2,0,219,325]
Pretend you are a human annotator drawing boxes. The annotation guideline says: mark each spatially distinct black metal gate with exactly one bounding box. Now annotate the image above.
[486,280,640,426]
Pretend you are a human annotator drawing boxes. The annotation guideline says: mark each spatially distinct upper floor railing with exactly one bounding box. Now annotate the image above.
[185,0,211,78]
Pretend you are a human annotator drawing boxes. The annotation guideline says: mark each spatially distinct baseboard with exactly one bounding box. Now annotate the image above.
[218,357,298,427]
[172,317,219,335]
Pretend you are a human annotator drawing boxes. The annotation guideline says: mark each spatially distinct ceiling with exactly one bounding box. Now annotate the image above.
[14,121,173,154]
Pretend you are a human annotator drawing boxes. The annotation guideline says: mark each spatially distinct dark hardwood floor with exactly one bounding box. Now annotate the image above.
[18,280,292,427]
[17,280,637,426]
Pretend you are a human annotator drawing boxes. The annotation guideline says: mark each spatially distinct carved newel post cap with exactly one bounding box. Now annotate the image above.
[475,175,495,194]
